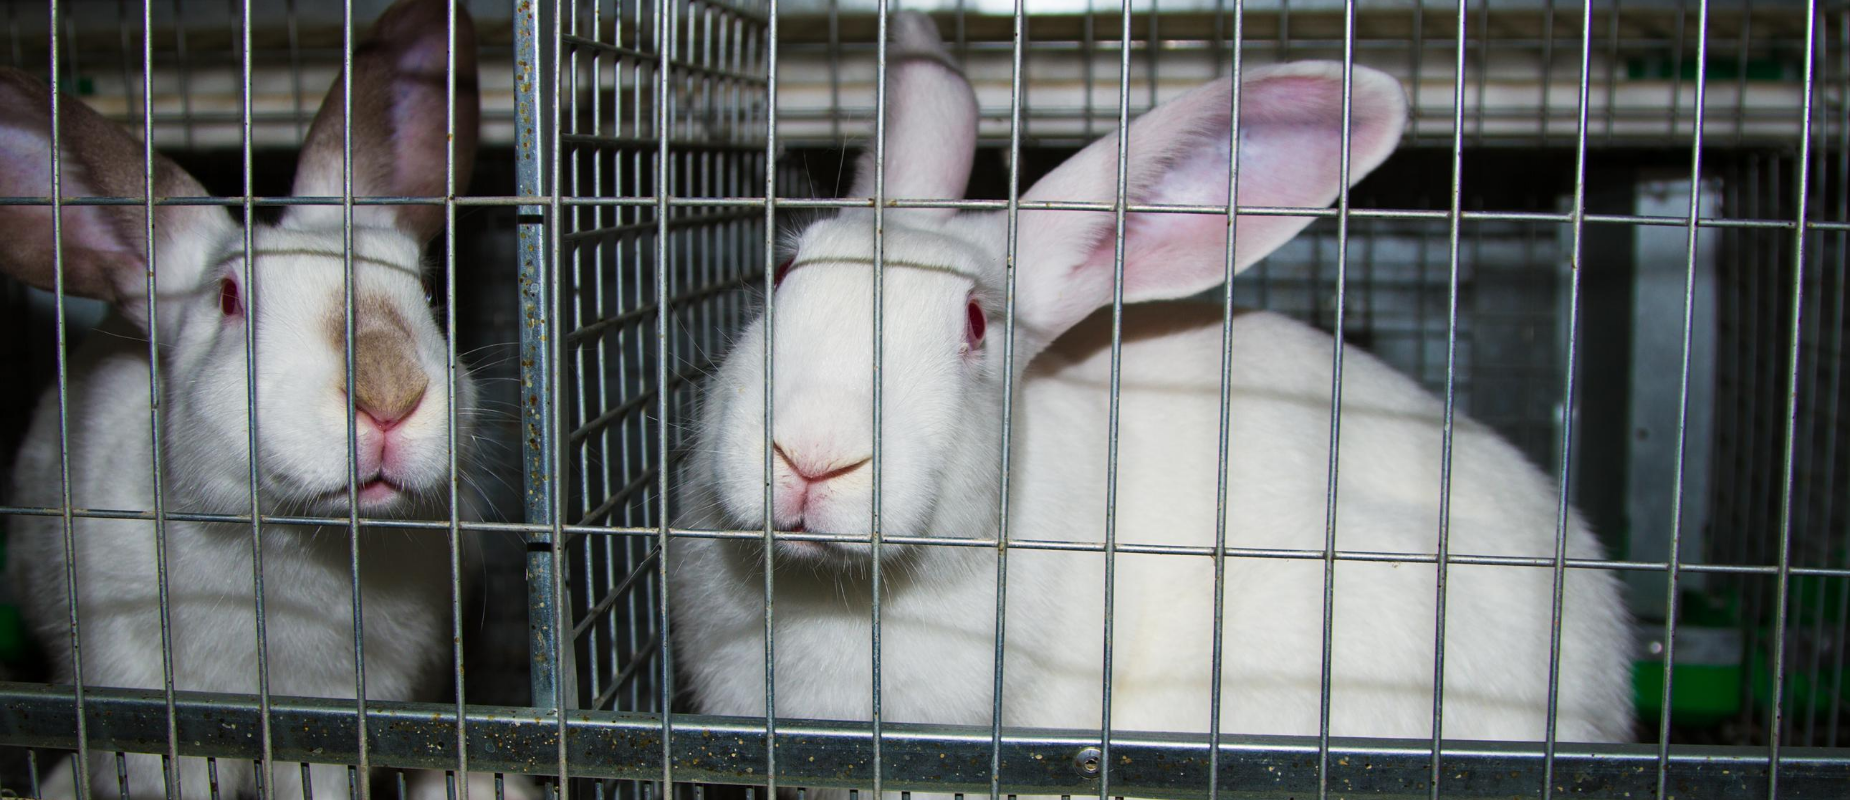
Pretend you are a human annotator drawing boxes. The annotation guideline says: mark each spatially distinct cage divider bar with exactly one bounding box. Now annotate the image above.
[1428,0,1471,796]
[1768,2,1823,796]
[235,0,276,794]
[513,0,563,740]
[43,0,95,796]
[1099,0,1136,795]
[1654,0,1714,795]
[135,0,187,794]
[990,0,1028,796]
[1208,4,1247,800]
[1540,3,1600,798]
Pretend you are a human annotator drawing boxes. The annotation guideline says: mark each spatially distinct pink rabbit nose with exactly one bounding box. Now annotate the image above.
[773,442,870,485]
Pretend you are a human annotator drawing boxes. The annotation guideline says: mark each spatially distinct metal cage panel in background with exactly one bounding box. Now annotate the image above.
[1,0,1849,799]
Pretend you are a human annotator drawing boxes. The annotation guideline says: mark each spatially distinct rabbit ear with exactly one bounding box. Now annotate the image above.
[1012,62,1407,342]
[846,11,978,222]
[0,68,233,326]
[284,0,479,243]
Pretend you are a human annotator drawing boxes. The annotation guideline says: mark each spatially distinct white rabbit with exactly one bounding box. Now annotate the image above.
[669,11,1634,800]
[0,1,534,799]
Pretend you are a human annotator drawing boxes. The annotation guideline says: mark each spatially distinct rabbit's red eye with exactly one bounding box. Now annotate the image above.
[965,299,986,350]
[773,256,795,289]
[219,276,242,318]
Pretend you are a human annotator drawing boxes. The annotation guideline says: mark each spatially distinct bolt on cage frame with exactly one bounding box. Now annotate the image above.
[1,1,1850,800]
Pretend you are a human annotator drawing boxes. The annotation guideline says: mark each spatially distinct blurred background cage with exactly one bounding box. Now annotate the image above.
[2,0,1850,797]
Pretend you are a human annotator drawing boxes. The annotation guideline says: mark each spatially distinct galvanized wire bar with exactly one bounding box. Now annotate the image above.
[869,4,890,797]
[548,0,573,791]
[1100,0,1137,795]
[1540,4,1600,798]
[443,0,470,794]
[1427,1,1471,796]
[43,0,94,796]
[337,1,373,796]
[1314,5,1360,799]
[1208,5,1248,800]
[1769,2,1824,795]
[235,0,277,796]
[5,685,1850,799]
[762,1,782,798]
[653,0,679,798]
[988,1,1026,798]
[1655,1,1715,796]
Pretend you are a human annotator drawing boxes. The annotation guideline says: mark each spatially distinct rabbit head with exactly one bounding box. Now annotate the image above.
[0,0,481,518]
[694,13,1408,566]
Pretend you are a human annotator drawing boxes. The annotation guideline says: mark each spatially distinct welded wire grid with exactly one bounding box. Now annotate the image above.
[1,0,1849,799]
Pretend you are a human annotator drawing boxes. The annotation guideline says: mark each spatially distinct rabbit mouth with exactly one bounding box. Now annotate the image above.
[305,475,416,511]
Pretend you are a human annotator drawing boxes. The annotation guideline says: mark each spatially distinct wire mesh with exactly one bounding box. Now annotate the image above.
[0,1,1847,799]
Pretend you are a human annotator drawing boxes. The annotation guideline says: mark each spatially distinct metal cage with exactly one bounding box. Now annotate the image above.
[3,0,1850,798]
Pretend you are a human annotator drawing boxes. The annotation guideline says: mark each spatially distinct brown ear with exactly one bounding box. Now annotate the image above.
[0,68,230,325]
[284,0,480,244]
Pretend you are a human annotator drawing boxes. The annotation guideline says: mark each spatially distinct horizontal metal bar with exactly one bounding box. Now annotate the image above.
[560,209,764,245]
[1,684,1845,798]
[7,502,1846,578]
[557,134,767,153]
[2,194,1842,232]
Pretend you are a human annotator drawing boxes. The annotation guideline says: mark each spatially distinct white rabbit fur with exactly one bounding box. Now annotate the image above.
[668,12,1634,799]
[0,1,533,799]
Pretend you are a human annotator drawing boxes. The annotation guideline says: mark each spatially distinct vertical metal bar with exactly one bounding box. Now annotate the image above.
[44,1,92,796]
[1427,2,1471,797]
[1099,0,1136,796]
[550,0,574,791]
[443,0,469,794]
[990,0,1028,796]
[1313,4,1359,799]
[1768,2,1822,795]
[1208,5,1247,800]
[654,0,679,795]
[1655,0,1713,794]
[516,0,564,727]
[338,0,370,795]
[1542,2,1600,798]
[135,0,182,794]
[237,0,274,795]
[869,4,891,798]
[761,0,781,797]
